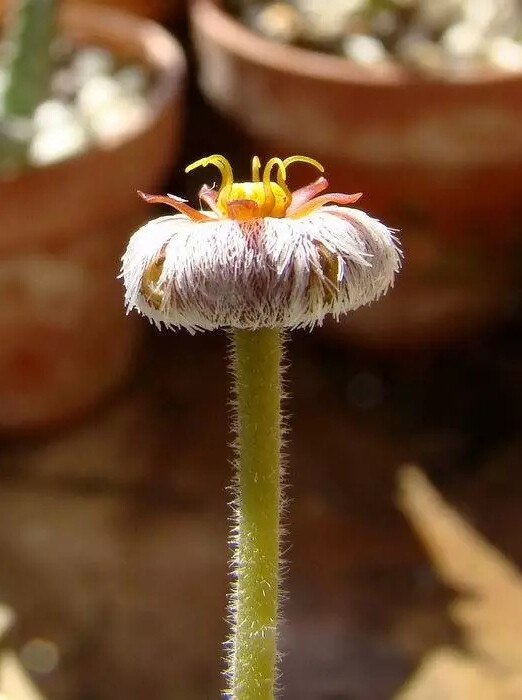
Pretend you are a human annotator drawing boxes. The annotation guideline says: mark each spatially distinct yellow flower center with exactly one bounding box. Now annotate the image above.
[185,154,324,221]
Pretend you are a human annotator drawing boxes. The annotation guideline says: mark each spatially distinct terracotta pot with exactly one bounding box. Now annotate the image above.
[0,0,185,22]
[74,0,166,20]
[190,0,522,348]
[0,4,185,431]
[70,0,185,21]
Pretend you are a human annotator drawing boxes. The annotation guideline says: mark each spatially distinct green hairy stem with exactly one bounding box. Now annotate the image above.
[1,0,58,169]
[228,328,284,699]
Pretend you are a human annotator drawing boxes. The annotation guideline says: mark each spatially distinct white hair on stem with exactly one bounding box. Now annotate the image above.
[121,206,401,333]
[224,327,288,698]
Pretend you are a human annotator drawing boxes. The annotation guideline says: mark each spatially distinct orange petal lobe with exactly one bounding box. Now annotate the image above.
[287,177,329,214]
[289,192,363,219]
[138,191,214,222]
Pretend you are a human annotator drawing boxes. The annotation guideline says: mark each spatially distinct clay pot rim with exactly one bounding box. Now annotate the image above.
[192,0,522,88]
[0,2,185,175]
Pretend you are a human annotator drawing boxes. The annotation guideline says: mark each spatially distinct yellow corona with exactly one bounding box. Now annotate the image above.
[186,154,324,220]
[138,153,362,223]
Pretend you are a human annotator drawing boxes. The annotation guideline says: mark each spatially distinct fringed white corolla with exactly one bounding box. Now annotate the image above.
[121,155,401,700]
[121,154,400,332]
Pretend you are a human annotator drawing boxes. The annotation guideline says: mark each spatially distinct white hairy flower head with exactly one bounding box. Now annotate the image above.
[121,154,401,332]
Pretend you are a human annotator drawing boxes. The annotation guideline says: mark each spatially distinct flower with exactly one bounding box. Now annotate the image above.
[121,155,401,332]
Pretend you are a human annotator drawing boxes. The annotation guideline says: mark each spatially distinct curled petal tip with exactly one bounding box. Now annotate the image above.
[199,183,218,202]
[199,183,221,214]
[138,190,155,203]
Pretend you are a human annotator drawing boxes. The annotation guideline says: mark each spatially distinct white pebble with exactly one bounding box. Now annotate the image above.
[442,22,484,59]
[76,75,122,119]
[297,0,349,42]
[114,66,148,96]
[486,36,522,71]
[33,100,77,131]
[337,0,365,12]
[343,34,387,66]
[88,97,149,144]
[463,0,498,31]
[254,2,303,43]
[30,122,89,166]
[398,35,446,74]
[71,47,114,79]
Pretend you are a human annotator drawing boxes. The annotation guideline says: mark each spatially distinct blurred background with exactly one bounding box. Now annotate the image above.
[0,0,521,697]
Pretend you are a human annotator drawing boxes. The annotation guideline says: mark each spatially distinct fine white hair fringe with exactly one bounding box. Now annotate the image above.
[121,208,401,333]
